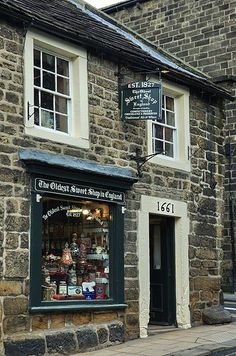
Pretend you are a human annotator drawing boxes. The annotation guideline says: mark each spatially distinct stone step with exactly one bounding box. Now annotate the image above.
[224,293,236,302]
[224,302,236,314]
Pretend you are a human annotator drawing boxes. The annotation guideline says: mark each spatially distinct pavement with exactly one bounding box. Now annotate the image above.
[79,322,236,356]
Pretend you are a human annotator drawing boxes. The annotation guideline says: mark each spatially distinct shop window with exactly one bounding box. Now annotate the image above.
[147,80,190,172]
[30,179,125,311]
[42,196,110,302]
[24,30,89,148]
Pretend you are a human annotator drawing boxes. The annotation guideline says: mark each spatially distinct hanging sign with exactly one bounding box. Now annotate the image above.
[34,178,125,204]
[121,81,162,121]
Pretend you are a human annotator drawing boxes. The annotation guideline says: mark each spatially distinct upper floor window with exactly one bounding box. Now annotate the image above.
[152,95,176,158]
[148,80,190,172]
[24,30,89,148]
[34,48,71,133]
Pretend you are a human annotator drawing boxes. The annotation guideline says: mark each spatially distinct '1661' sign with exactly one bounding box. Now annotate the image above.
[121,81,162,121]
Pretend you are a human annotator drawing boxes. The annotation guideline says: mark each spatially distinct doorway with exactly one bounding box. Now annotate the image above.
[149,215,176,325]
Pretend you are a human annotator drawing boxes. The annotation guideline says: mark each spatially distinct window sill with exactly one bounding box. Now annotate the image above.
[29,303,127,313]
[25,126,89,149]
[150,156,191,173]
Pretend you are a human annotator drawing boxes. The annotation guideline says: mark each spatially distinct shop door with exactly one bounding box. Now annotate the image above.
[149,215,176,325]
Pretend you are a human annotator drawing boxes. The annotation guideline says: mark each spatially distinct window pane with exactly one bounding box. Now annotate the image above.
[34,68,41,87]
[166,96,174,111]
[43,72,55,91]
[34,108,39,126]
[41,110,54,129]
[154,125,163,139]
[166,111,175,126]
[42,52,55,72]
[55,96,67,114]
[165,142,174,157]
[56,114,68,133]
[153,225,161,270]
[155,140,163,153]
[41,197,110,302]
[57,76,69,95]
[160,109,165,123]
[34,49,41,67]
[41,92,53,110]
[34,89,39,107]
[57,58,69,77]
[165,128,173,142]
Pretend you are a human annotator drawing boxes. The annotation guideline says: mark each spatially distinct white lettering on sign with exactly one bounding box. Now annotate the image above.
[43,205,71,220]
[34,178,125,204]
[157,201,175,214]
[127,82,156,89]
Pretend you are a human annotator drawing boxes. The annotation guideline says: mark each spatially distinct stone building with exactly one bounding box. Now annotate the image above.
[0,0,232,354]
[104,0,236,293]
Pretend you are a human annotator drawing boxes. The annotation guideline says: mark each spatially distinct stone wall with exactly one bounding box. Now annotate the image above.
[0,14,226,355]
[108,0,236,293]
[3,320,124,355]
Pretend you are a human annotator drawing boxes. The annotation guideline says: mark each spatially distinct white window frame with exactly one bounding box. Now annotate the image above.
[147,80,190,172]
[24,30,89,148]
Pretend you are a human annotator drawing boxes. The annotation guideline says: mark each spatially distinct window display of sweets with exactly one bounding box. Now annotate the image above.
[41,197,110,302]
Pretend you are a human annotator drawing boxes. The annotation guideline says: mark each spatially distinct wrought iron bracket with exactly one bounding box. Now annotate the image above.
[27,101,41,121]
[27,101,35,120]
[129,148,164,178]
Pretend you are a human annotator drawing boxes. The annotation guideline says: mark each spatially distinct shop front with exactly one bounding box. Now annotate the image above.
[20,149,137,314]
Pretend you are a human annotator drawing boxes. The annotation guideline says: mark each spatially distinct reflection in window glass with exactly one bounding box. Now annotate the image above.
[41,92,53,110]
[55,96,68,115]
[165,142,174,157]
[57,58,69,77]
[42,53,55,72]
[56,114,68,133]
[41,197,110,302]
[34,68,40,87]
[41,110,54,129]
[57,77,69,96]
[34,49,41,67]
[43,72,55,91]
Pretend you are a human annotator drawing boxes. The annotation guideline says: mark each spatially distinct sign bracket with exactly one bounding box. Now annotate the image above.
[129,148,165,178]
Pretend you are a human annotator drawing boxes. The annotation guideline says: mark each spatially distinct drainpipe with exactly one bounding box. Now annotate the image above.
[225,141,235,293]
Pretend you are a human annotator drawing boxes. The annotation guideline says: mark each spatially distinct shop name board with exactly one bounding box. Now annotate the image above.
[121,81,162,121]
[34,178,125,204]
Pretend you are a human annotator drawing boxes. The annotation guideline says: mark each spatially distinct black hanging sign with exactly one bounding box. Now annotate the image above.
[34,178,125,204]
[121,81,162,121]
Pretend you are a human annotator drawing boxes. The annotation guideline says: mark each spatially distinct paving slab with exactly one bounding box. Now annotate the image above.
[72,323,236,355]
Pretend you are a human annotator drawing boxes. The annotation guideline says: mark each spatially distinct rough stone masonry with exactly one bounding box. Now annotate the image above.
[107,0,236,293]
[0,8,227,355]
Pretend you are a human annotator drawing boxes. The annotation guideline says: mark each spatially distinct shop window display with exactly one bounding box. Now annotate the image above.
[41,196,110,302]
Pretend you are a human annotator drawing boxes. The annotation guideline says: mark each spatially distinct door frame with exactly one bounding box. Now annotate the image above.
[138,195,191,338]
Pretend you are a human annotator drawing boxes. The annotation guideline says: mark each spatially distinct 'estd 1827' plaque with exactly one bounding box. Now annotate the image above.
[121,81,162,121]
